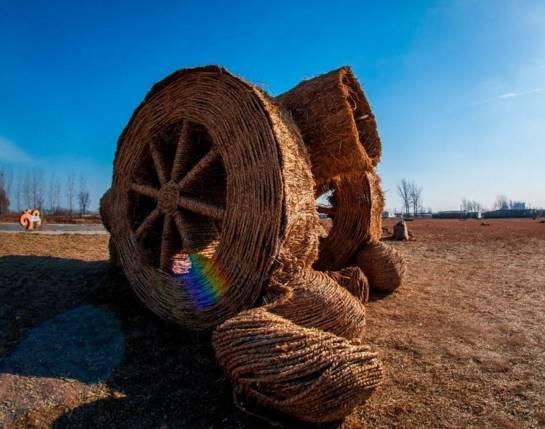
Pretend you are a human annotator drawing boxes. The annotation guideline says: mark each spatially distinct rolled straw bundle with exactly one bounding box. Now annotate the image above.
[212,307,383,423]
[276,66,381,180]
[100,66,319,330]
[315,169,384,270]
[356,242,407,292]
[326,266,370,304]
[265,269,366,340]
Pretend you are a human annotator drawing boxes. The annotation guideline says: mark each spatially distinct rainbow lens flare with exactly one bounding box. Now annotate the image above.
[172,253,228,309]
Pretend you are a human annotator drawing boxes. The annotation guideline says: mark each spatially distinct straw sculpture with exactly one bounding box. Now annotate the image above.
[326,266,370,304]
[276,66,381,181]
[100,64,395,423]
[356,242,406,292]
[100,66,319,330]
[212,307,383,423]
[265,269,367,340]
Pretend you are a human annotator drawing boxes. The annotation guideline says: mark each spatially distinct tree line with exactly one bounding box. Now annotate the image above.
[0,168,91,216]
[397,179,424,216]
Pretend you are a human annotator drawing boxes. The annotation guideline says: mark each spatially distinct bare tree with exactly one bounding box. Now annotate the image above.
[494,195,509,210]
[409,182,423,216]
[66,173,76,216]
[0,170,10,214]
[29,169,45,211]
[1,168,13,206]
[47,174,62,213]
[78,175,91,215]
[22,171,32,208]
[461,198,482,213]
[14,173,22,212]
[397,179,412,216]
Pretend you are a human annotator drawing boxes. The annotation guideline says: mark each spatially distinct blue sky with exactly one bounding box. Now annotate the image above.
[1,0,544,211]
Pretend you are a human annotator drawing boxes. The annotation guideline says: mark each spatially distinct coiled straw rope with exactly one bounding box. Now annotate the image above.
[212,307,383,423]
[265,269,367,340]
[326,266,370,304]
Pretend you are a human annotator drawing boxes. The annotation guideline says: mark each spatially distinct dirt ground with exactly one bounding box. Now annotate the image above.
[1,218,544,428]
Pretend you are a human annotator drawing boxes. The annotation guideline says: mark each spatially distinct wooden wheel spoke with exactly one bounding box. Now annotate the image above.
[171,120,191,181]
[149,141,168,185]
[135,208,162,240]
[317,205,336,216]
[178,148,218,190]
[160,214,174,269]
[173,212,190,250]
[178,196,224,220]
[131,183,159,200]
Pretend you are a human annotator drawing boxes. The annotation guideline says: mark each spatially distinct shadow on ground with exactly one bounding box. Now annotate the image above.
[0,256,335,428]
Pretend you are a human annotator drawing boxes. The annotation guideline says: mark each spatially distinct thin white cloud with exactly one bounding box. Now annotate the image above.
[497,88,545,99]
[0,136,34,164]
[472,87,545,106]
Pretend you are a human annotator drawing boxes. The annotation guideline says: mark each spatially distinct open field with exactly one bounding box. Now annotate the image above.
[1,219,545,428]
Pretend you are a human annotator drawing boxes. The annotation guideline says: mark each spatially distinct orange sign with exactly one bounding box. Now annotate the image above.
[19,209,42,230]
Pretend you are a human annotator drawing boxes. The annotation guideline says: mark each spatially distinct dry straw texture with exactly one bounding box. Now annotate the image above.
[100,66,319,330]
[315,170,384,270]
[265,269,367,340]
[212,307,383,423]
[277,66,381,181]
[326,266,370,304]
[356,242,407,292]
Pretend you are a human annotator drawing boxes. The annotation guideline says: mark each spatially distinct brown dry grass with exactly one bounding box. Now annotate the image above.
[1,218,544,428]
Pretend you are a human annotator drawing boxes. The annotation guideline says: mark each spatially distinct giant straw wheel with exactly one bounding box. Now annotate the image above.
[102,66,318,330]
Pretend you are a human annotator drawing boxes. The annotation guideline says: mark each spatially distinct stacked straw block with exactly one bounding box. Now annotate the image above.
[100,65,406,424]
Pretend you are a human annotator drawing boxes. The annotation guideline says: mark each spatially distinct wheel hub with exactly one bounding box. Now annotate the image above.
[158,181,180,216]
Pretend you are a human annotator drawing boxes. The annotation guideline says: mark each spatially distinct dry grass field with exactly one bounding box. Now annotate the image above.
[1,218,544,428]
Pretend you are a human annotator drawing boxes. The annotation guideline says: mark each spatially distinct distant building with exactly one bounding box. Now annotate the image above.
[511,201,526,210]
[432,211,481,219]
[382,211,395,219]
[482,209,536,219]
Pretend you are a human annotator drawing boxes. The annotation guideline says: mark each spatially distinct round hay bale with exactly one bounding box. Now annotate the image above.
[326,266,370,304]
[212,307,383,423]
[393,220,409,241]
[265,270,366,340]
[100,66,319,330]
[314,170,384,270]
[276,66,381,180]
[356,242,406,292]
